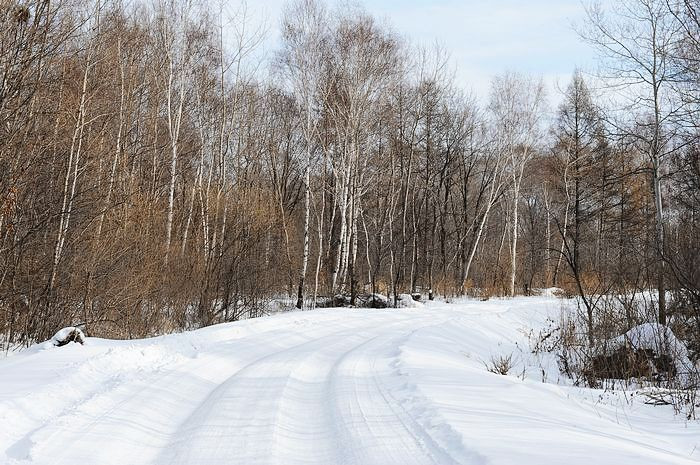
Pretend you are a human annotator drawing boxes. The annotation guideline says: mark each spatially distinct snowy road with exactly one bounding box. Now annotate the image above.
[1,297,698,464]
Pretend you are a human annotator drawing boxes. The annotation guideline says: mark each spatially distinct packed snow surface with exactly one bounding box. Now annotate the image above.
[0,297,698,464]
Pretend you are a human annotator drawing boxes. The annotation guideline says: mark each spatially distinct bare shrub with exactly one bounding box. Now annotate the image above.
[484,353,515,376]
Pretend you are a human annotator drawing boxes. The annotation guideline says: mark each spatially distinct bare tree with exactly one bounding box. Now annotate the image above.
[582,0,686,323]
[553,71,607,344]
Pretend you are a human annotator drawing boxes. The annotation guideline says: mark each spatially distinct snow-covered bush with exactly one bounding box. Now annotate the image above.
[589,323,695,385]
[318,293,416,309]
[318,294,389,308]
[356,293,390,308]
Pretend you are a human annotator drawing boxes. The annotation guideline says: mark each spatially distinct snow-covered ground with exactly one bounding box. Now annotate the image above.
[0,296,698,464]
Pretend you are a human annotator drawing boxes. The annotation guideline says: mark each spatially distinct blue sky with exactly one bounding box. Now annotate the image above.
[244,0,599,106]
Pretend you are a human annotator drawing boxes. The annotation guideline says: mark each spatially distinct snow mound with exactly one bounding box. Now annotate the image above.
[395,293,423,308]
[535,287,566,297]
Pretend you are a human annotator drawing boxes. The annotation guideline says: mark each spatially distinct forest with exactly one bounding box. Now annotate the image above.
[0,0,699,347]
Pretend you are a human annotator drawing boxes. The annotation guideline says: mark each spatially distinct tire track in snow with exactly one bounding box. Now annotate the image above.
[155,313,482,465]
[2,320,309,462]
[6,311,483,465]
[3,343,197,463]
[327,320,486,465]
[12,317,371,465]
[153,317,413,465]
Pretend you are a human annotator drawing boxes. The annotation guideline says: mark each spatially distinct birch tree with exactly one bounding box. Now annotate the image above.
[489,72,545,297]
[279,0,328,309]
[156,0,198,265]
[326,8,398,296]
[49,1,105,294]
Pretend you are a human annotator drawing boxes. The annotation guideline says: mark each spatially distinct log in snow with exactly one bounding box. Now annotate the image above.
[49,327,85,347]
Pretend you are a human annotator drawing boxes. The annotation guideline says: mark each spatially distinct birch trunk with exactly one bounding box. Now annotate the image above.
[296,162,311,309]
[49,39,94,293]
[164,62,185,265]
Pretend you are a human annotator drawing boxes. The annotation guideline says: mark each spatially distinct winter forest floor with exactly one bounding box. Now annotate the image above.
[0,296,698,465]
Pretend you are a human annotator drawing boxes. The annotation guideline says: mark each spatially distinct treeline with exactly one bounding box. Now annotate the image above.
[0,0,698,344]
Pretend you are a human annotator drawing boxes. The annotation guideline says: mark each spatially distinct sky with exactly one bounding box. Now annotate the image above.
[240,0,600,108]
